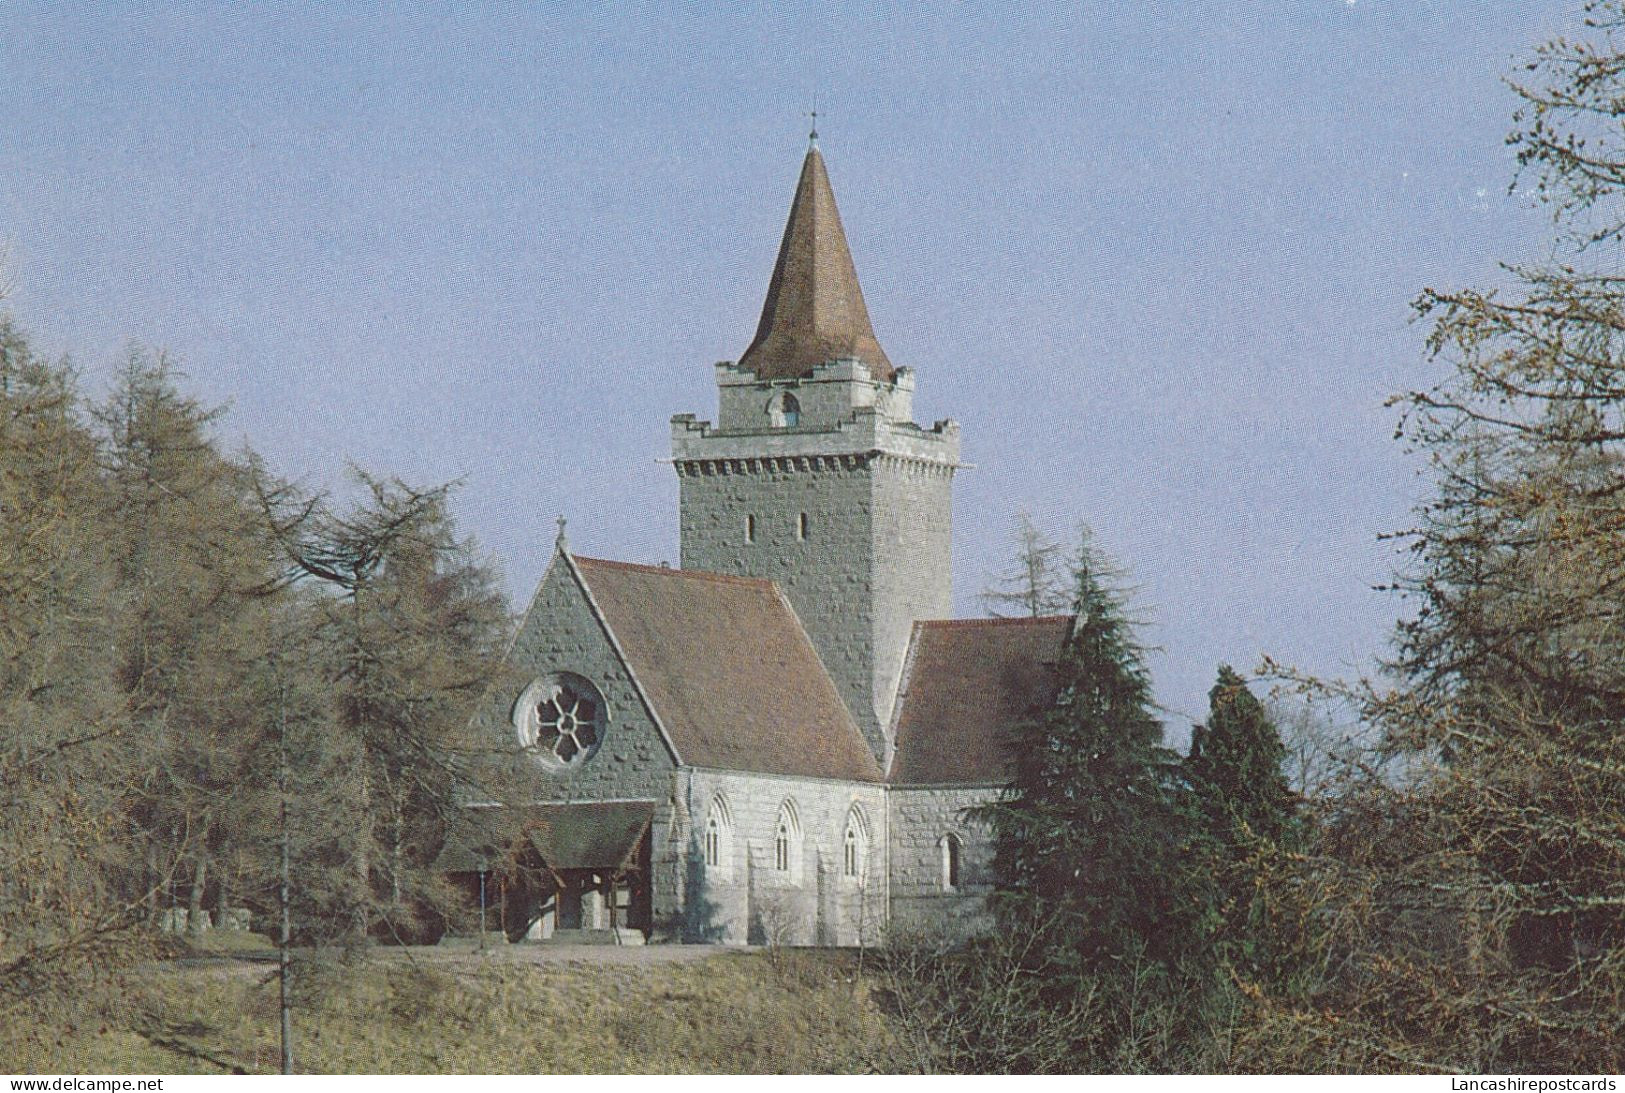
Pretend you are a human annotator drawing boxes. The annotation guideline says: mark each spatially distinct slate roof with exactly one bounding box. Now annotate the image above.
[572,555,884,782]
[736,145,896,383]
[888,616,1074,785]
[432,801,655,873]
[525,800,655,872]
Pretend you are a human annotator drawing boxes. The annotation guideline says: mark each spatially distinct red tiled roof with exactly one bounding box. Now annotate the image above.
[573,556,883,782]
[736,146,895,382]
[888,616,1074,785]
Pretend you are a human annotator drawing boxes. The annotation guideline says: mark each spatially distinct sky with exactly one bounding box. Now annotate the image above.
[2,2,1578,732]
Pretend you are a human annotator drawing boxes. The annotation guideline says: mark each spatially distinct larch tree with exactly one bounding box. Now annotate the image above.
[95,348,279,938]
[0,321,147,993]
[257,470,511,941]
[1369,0,1625,1067]
[980,510,1072,619]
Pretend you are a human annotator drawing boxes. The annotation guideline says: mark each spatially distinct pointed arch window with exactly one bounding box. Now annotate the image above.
[940,833,963,892]
[774,800,802,883]
[704,796,733,880]
[842,807,869,881]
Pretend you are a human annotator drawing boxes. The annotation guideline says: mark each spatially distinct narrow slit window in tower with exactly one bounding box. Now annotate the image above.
[798,512,809,540]
[746,514,756,543]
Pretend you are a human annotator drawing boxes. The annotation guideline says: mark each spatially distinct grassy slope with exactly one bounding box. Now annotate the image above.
[2,947,898,1075]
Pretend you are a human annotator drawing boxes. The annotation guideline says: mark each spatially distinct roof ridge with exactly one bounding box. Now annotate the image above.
[917,615,1074,629]
[572,555,778,590]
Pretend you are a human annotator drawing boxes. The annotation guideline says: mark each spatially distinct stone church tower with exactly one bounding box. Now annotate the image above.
[448,137,1072,947]
[671,139,961,761]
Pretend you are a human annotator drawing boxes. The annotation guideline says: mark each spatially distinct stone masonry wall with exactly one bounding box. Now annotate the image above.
[677,456,883,752]
[888,785,1000,943]
[678,768,886,947]
[467,553,684,928]
[713,360,915,433]
[674,355,960,766]
[870,454,955,738]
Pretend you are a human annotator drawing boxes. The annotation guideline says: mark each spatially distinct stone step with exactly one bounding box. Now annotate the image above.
[541,928,646,946]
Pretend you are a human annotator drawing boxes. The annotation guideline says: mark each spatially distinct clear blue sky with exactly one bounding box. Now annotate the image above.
[2,2,1573,731]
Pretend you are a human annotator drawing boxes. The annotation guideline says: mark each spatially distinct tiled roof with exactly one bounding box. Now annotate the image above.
[573,556,883,782]
[736,145,896,382]
[888,616,1074,785]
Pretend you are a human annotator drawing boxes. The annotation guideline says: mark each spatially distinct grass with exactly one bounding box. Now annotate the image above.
[1,946,899,1074]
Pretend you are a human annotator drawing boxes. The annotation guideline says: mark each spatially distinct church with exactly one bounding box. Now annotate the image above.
[450,134,1072,946]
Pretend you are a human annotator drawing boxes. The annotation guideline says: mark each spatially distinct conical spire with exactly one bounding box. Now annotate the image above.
[737,145,895,382]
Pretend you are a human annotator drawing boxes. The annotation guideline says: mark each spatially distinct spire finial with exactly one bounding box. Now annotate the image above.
[555,515,569,554]
[736,121,895,382]
[807,95,819,146]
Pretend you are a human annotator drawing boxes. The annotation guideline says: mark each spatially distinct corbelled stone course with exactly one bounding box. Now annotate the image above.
[675,378,957,759]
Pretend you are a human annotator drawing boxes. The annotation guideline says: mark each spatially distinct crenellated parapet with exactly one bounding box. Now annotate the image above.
[672,359,960,472]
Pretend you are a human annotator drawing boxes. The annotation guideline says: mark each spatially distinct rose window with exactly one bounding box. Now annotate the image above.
[513,674,607,770]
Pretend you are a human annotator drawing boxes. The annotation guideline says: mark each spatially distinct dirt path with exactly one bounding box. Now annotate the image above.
[175,941,754,974]
[403,942,749,966]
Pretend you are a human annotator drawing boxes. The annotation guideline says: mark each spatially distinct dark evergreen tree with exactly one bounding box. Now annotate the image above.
[978,534,1186,977]
[1182,666,1300,984]
[1184,667,1294,848]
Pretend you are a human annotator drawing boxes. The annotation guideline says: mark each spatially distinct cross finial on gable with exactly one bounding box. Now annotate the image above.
[555,515,569,554]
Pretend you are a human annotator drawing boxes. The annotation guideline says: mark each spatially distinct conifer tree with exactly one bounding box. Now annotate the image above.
[981,511,1070,618]
[1184,667,1294,848]
[256,469,511,940]
[0,320,148,989]
[95,348,277,937]
[978,534,1185,975]
[1351,2,1625,1065]
[1182,666,1299,983]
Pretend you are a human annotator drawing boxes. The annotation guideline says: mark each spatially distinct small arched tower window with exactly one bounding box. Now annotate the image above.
[941,833,963,892]
[768,391,801,428]
[843,807,869,881]
[705,796,732,879]
[774,800,802,883]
